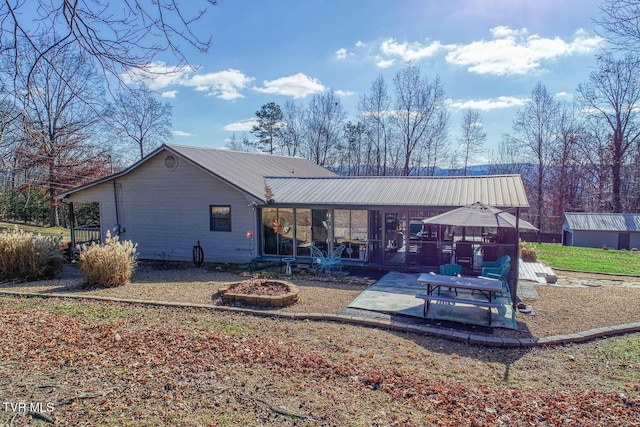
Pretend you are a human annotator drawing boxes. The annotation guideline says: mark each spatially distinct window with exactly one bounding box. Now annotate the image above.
[210,205,231,231]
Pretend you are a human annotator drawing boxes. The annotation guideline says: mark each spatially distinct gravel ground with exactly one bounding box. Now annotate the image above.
[1,263,639,340]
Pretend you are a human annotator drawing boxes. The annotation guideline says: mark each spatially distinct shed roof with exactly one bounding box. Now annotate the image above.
[265,175,529,208]
[564,213,640,232]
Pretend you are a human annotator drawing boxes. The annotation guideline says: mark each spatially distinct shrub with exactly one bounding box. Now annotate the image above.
[0,227,63,280]
[78,231,138,287]
[519,243,538,262]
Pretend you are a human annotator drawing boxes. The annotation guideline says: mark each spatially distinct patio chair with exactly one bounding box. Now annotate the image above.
[479,261,510,297]
[481,260,510,278]
[438,263,462,295]
[454,241,474,271]
[482,254,510,270]
[439,263,462,276]
[310,243,346,275]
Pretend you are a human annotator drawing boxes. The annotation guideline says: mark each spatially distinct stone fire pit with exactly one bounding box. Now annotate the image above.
[216,279,299,307]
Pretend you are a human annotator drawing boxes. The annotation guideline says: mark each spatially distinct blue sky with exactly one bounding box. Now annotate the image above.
[135,0,605,159]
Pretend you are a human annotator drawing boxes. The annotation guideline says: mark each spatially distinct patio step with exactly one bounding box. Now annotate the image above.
[519,260,555,283]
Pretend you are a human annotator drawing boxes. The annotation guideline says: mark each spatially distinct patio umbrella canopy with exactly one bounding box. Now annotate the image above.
[422,202,537,230]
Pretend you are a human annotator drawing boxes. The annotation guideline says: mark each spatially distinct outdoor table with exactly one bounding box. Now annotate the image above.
[416,273,503,324]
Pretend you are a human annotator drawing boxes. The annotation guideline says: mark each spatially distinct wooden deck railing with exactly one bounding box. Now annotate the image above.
[72,225,101,246]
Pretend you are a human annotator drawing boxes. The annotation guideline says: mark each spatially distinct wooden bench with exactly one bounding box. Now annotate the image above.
[415,293,503,325]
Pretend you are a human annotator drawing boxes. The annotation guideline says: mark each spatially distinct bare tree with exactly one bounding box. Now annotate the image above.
[340,121,365,176]
[359,75,392,175]
[108,86,172,161]
[281,100,305,157]
[595,0,640,53]
[576,53,640,212]
[548,101,585,230]
[15,43,109,226]
[510,82,559,234]
[458,108,486,175]
[226,132,255,152]
[391,65,449,176]
[487,135,530,176]
[0,1,217,92]
[575,120,614,212]
[302,90,345,168]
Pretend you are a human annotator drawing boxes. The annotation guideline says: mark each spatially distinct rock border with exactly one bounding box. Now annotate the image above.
[0,289,639,348]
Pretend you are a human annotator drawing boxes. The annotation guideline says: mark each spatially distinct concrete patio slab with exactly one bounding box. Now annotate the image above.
[347,271,517,329]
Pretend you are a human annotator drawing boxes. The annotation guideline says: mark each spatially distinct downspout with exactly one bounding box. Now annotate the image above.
[108,155,120,236]
[112,178,120,235]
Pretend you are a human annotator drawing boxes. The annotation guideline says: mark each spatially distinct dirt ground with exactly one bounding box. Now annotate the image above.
[0,264,639,426]
[1,263,639,340]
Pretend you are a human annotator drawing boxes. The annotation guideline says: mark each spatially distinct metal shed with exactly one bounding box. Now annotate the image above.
[562,212,640,250]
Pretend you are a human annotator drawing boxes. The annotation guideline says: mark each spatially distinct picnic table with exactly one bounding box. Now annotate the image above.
[416,273,503,325]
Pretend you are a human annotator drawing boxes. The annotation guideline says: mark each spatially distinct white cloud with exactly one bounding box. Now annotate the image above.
[184,68,254,100]
[490,26,529,38]
[376,59,395,69]
[122,63,253,101]
[445,26,604,76]
[380,38,445,62]
[162,90,178,98]
[355,40,365,48]
[447,96,528,111]
[335,89,355,97]
[253,73,325,98]
[171,130,193,137]
[336,48,348,59]
[224,119,257,132]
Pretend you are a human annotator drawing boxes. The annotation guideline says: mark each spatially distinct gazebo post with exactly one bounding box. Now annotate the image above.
[511,207,521,308]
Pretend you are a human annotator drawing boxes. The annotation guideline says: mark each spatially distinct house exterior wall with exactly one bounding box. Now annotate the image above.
[64,153,256,263]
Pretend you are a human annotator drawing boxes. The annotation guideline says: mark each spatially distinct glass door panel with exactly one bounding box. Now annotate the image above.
[295,209,312,256]
[383,212,406,265]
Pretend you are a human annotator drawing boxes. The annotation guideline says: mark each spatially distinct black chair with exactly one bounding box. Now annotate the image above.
[482,244,498,262]
[454,242,474,270]
[420,241,439,265]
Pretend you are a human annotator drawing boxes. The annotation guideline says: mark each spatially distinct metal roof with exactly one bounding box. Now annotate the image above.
[166,145,336,200]
[564,213,640,232]
[57,144,529,209]
[57,144,336,201]
[265,175,530,209]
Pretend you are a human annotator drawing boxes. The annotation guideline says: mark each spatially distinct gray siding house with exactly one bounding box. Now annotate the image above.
[58,144,531,270]
[57,144,335,263]
[562,212,640,250]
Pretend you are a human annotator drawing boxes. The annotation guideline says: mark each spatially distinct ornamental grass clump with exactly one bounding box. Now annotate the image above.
[0,227,63,281]
[519,243,538,262]
[78,231,138,287]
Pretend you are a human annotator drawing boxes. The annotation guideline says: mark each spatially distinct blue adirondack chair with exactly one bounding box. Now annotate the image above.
[438,263,462,295]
